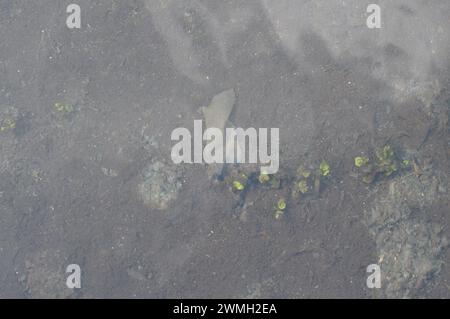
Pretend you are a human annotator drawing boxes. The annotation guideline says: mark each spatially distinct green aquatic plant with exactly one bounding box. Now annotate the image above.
[277,198,287,211]
[232,180,245,191]
[354,145,410,184]
[257,171,281,189]
[376,145,394,163]
[256,168,281,189]
[274,198,287,220]
[354,156,369,168]
[230,172,248,192]
[292,169,310,198]
[297,180,309,194]
[292,162,329,198]
[375,145,397,176]
[319,160,330,177]
[54,102,74,114]
[0,118,15,132]
[258,173,270,184]
[383,163,397,176]
[401,159,411,169]
[354,156,375,183]
[270,175,281,189]
[296,166,311,179]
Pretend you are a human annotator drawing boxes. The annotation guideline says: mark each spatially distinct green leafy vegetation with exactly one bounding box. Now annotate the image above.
[354,156,369,168]
[375,145,397,177]
[292,161,331,199]
[354,145,410,184]
[0,118,16,132]
[297,180,309,194]
[319,160,331,177]
[277,198,287,211]
[231,172,248,192]
[54,102,74,114]
[232,180,245,191]
[258,173,270,184]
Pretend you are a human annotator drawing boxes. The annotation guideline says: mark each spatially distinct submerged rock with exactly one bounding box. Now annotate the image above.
[138,161,183,210]
[365,173,448,298]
